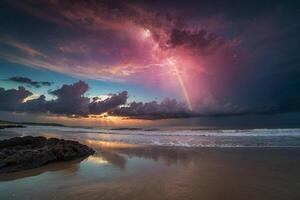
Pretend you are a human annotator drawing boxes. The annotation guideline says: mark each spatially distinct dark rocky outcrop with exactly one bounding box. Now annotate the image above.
[0,136,95,173]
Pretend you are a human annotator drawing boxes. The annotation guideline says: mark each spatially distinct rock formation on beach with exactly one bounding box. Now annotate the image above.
[0,136,95,173]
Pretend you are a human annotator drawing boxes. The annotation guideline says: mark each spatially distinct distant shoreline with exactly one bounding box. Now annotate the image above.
[0,119,64,129]
[0,124,26,129]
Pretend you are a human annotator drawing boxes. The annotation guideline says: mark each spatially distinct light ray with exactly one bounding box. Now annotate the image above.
[167,58,193,111]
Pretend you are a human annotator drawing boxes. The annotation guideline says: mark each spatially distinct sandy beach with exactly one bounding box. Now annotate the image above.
[1,141,300,200]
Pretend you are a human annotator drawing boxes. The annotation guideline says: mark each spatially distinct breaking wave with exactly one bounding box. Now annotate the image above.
[2,126,300,147]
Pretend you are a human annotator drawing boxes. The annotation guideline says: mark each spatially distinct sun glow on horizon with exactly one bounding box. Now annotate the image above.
[85,139,142,149]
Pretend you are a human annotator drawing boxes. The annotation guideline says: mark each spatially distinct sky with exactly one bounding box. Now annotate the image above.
[0,0,299,127]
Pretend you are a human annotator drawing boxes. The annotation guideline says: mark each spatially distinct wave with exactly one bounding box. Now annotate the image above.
[23,126,300,137]
[3,125,300,147]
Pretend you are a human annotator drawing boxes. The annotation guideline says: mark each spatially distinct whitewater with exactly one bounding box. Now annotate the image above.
[1,125,300,147]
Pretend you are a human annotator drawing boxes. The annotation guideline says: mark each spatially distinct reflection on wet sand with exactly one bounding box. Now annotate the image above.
[73,146,300,200]
[1,139,300,200]
[0,158,84,182]
[85,140,138,169]
[86,152,127,169]
[97,150,127,169]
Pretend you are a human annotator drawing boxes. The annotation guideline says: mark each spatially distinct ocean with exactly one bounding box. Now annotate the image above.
[2,125,300,147]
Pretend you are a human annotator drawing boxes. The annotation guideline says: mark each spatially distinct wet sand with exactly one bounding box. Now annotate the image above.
[1,141,300,200]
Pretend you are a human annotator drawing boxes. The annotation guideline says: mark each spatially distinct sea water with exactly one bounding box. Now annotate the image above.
[1,125,300,147]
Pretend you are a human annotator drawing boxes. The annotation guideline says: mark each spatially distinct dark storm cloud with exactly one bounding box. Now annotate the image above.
[260,59,300,114]
[109,98,192,119]
[167,28,225,54]
[89,91,128,115]
[8,76,52,88]
[20,95,47,112]
[0,86,32,111]
[47,81,90,116]
[0,78,300,119]
[209,58,300,117]
[0,81,193,119]
[7,0,225,54]
[45,81,128,116]
[0,81,128,116]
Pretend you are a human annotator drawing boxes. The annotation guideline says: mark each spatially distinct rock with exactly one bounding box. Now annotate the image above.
[0,136,95,173]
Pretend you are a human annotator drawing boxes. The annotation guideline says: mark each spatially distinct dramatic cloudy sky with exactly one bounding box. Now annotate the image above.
[0,0,299,127]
